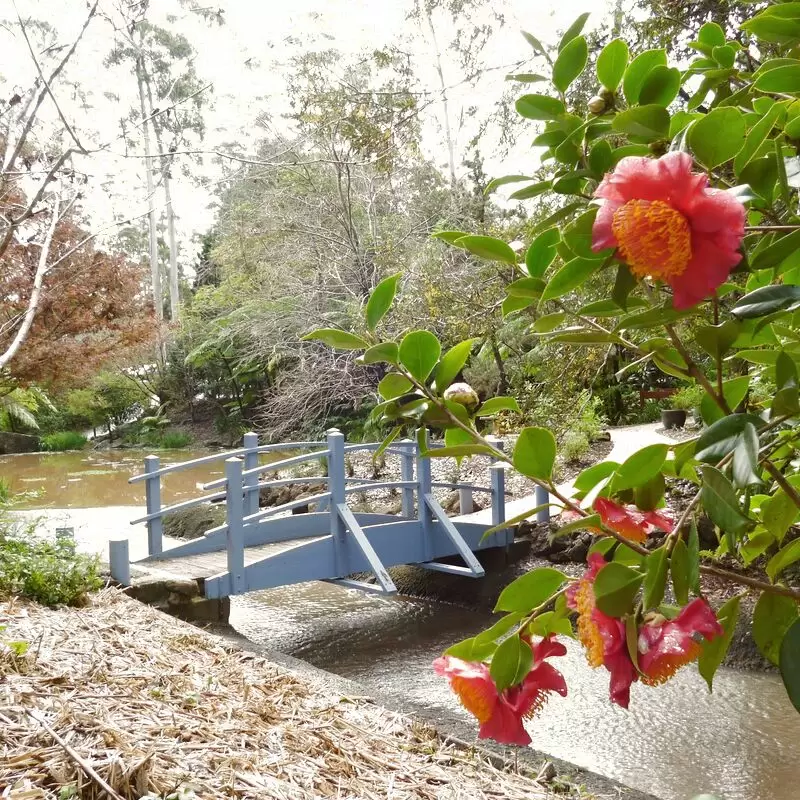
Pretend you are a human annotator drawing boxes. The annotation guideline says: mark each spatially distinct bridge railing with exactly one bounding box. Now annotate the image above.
[126,427,530,565]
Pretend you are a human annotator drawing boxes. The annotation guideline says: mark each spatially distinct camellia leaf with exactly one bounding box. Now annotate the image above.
[378,373,413,400]
[751,230,800,272]
[484,174,537,194]
[359,342,399,365]
[688,107,746,169]
[780,618,800,712]
[734,103,784,176]
[522,30,549,58]
[695,413,765,462]
[761,490,798,544]
[732,284,800,318]
[494,566,568,613]
[766,537,800,582]
[698,595,740,691]
[302,329,370,350]
[596,38,629,91]
[700,466,754,536]
[474,612,525,644]
[475,396,521,417]
[623,49,668,105]
[696,320,740,360]
[610,444,669,493]
[731,422,762,489]
[513,426,557,480]
[753,592,799,666]
[574,461,620,493]
[525,228,561,278]
[638,65,681,106]
[699,376,751,425]
[643,547,669,610]
[671,538,690,605]
[398,330,441,383]
[456,235,517,265]
[366,273,401,331]
[516,94,566,121]
[490,634,533,692]
[559,11,591,50]
[434,338,478,391]
[612,105,670,139]
[688,522,701,595]
[505,73,547,84]
[533,312,567,332]
[553,35,588,93]
[593,562,644,618]
[444,636,496,662]
[541,257,604,301]
[755,64,800,93]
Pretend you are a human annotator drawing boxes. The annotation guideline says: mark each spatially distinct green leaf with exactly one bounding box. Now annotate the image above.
[522,30,549,58]
[366,273,401,331]
[688,522,701,595]
[699,21,726,47]
[639,66,681,106]
[752,230,800,271]
[502,295,534,317]
[432,230,470,245]
[767,537,800,582]
[700,466,754,536]
[761,490,798,543]
[507,277,546,298]
[399,330,441,383]
[373,426,403,462]
[732,284,800,318]
[755,65,800,93]
[505,73,547,84]
[558,12,590,51]
[494,566,568,613]
[456,235,517,265]
[516,94,566,121]
[696,321,740,360]
[532,201,586,235]
[513,426,557,480]
[533,312,566,333]
[612,105,670,140]
[574,461,620,493]
[597,38,629,91]
[360,342,399,365]
[552,513,602,539]
[490,635,533,692]
[734,103,784,176]
[593,562,644,618]
[541,258,603,301]
[378,373,413,400]
[634,472,666,512]
[579,297,646,317]
[475,396,520,417]
[742,9,800,46]
[553,35,588,93]
[611,444,669,492]
[700,376,751,425]
[525,228,560,278]
[688,108,747,169]
[302,328,370,350]
[753,593,798,666]
[588,537,617,557]
[623,49,668,106]
[484,175,537,194]
[588,139,613,178]
[474,612,525,644]
[696,413,765,462]
[444,426,474,451]
[434,338,477,391]
[698,595,740,691]
[509,181,552,200]
[780,618,800,711]
[529,611,574,639]
[731,422,761,489]
[671,539,690,605]
[643,547,669,610]
[444,636,496,662]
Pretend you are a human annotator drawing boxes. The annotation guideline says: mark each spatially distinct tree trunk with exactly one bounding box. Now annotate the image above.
[136,51,163,324]
[145,76,180,322]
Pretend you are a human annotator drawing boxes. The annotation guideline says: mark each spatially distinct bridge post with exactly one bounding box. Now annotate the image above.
[490,464,506,528]
[535,484,551,523]
[225,457,246,594]
[486,434,504,461]
[144,455,163,556]
[399,438,415,518]
[327,429,348,570]
[242,431,260,517]
[416,428,434,561]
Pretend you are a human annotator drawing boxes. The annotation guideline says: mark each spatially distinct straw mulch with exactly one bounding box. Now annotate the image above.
[1,590,570,800]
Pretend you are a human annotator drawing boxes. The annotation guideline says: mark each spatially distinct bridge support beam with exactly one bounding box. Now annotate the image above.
[225,457,246,594]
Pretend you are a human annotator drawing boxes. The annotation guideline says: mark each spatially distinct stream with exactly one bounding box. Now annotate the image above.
[4,449,800,800]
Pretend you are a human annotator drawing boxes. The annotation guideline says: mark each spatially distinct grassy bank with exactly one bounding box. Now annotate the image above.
[0,590,590,799]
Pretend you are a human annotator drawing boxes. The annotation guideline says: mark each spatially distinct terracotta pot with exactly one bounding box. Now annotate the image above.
[661,409,687,429]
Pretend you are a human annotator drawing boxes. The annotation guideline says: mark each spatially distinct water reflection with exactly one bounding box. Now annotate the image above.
[231,584,800,800]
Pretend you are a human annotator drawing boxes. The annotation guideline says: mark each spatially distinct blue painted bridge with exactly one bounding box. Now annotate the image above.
[109,429,550,597]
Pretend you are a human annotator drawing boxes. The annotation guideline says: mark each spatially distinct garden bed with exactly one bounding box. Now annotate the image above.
[0,590,580,800]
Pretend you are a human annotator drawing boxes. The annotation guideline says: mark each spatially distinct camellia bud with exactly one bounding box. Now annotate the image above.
[587,95,607,115]
[443,382,480,411]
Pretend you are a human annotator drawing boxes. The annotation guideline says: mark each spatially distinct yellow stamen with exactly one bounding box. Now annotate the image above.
[612,199,692,280]
[575,582,605,668]
[450,676,494,723]
[641,641,701,686]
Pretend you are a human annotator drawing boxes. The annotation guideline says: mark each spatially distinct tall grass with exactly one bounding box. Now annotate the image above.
[158,431,191,449]
[40,431,88,452]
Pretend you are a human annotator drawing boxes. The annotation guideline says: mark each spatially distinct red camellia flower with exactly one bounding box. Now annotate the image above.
[433,635,568,746]
[567,556,723,707]
[592,152,746,309]
[566,553,638,707]
[638,598,724,686]
[593,497,674,544]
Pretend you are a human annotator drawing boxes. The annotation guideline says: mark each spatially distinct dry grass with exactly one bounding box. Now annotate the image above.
[0,590,571,800]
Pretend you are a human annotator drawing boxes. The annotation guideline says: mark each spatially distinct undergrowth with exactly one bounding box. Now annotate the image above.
[40,431,88,451]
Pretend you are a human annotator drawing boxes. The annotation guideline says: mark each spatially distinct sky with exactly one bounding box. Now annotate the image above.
[1,0,613,271]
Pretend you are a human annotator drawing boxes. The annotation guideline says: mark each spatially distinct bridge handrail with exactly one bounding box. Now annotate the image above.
[202,448,330,490]
[127,441,326,483]
[242,491,333,524]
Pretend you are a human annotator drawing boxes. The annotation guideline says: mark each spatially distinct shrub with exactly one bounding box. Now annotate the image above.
[671,384,704,412]
[159,431,191,449]
[40,431,88,451]
[0,520,102,606]
[561,429,591,463]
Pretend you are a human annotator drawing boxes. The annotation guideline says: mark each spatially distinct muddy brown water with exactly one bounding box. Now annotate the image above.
[5,450,800,800]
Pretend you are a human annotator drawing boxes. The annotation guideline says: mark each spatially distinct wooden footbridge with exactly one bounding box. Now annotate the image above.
[109,429,550,598]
